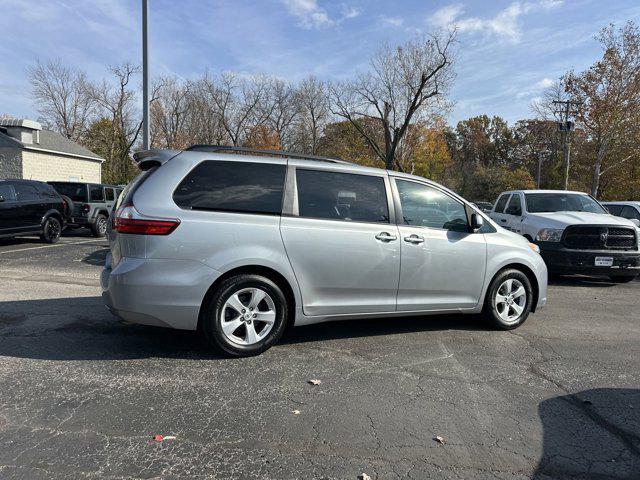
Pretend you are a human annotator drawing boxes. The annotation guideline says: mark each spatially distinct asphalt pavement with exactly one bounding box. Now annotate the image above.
[0,232,638,479]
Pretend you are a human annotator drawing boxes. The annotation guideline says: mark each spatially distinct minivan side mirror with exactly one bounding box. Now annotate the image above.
[470,213,484,232]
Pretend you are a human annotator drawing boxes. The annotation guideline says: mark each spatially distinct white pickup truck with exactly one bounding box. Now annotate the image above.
[490,189,640,282]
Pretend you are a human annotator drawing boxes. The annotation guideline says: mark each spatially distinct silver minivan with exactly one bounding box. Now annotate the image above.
[102,146,547,357]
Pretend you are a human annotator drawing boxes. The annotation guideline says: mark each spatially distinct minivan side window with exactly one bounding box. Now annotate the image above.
[173,160,286,215]
[505,194,522,216]
[296,169,389,223]
[494,194,510,213]
[89,185,105,202]
[396,180,468,231]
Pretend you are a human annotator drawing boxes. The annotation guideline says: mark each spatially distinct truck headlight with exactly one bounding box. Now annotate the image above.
[536,228,564,242]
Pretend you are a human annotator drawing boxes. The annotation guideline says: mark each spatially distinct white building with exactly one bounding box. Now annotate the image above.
[0,119,104,182]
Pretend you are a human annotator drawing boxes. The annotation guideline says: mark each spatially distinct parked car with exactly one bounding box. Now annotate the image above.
[48,182,122,237]
[101,146,547,357]
[0,179,67,243]
[473,201,494,213]
[603,201,640,223]
[490,190,640,282]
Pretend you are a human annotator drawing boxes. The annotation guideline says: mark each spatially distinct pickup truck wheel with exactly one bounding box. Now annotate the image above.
[484,269,532,329]
[41,217,62,244]
[202,274,288,357]
[609,275,636,283]
[91,214,108,237]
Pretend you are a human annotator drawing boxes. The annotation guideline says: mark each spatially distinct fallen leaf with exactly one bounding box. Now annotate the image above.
[358,473,371,480]
[153,434,177,442]
[291,410,301,415]
[434,435,446,445]
[308,379,322,385]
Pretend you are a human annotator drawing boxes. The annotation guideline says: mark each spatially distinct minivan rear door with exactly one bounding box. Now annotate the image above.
[280,163,400,316]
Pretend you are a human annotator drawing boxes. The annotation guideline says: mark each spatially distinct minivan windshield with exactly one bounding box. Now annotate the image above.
[49,182,88,202]
[525,193,606,214]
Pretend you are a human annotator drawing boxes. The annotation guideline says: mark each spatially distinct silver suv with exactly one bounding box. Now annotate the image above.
[102,146,547,357]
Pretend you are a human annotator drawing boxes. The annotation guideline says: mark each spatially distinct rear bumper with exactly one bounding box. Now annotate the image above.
[101,255,222,330]
[538,242,640,276]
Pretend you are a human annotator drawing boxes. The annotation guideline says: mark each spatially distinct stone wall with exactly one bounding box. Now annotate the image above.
[0,147,22,179]
[21,150,102,183]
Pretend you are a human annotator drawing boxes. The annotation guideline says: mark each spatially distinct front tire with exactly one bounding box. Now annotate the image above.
[484,269,533,329]
[609,275,636,284]
[41,217,62,244]
[91,214,108,237]
[202,274,288,357]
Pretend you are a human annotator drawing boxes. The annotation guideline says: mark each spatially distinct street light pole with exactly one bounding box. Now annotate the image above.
[142,0,150,150]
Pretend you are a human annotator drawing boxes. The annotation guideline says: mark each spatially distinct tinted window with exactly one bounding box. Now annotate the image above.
[494,194,510,213]
[14,184,42,202]
[0,185,17,202]
[174,161,286,214]
[396,180,468,231]
[525,193,606,214]
[105,188,115,201]
[606,204,623,215]
[621,206,640,221]
[89,185,105,202]
[296,170,389,223]
[505,194,522,216]
[49,182,88,202]
[38,184,61,201]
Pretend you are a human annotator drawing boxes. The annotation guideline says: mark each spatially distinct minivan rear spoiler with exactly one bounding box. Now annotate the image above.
[133,150,180,170]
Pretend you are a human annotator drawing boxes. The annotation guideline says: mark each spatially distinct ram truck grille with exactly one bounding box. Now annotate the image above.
[563,225,637,251]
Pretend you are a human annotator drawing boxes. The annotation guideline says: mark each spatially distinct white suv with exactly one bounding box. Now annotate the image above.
[490,190,640,282]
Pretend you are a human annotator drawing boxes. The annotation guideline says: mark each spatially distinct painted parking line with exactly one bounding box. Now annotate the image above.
[0,238,107,255]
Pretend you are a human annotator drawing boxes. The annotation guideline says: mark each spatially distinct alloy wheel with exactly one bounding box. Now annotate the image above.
[220,287,276,346]
[494,278,527,324]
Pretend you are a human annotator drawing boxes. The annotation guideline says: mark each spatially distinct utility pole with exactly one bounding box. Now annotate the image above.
[552,100,579,190]
[142,0,150,150]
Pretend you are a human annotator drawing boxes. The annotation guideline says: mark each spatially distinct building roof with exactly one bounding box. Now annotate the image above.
[0,119,104,162]
[34,129,104,161]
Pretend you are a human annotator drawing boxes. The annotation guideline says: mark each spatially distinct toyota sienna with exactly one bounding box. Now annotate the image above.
[102,146,548,357]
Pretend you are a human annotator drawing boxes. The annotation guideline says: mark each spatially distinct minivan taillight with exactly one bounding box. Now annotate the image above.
[114,203,180,235]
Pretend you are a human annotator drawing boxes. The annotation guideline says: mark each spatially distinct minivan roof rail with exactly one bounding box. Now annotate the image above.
[185,145,352,164]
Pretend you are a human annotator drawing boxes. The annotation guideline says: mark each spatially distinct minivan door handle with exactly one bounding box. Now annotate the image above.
[404,234,424,244]
[375,232,397,242]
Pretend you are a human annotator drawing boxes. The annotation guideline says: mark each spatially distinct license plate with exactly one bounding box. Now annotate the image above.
[595,257,614,267]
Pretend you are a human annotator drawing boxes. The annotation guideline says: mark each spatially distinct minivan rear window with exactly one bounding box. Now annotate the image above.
[173,160,286,215]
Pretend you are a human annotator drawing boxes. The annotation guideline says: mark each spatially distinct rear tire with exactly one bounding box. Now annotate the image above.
[609,275,636,284]
[41,217,62,244]
[201,274,288,357]
[91,214,108,237]
[483,269,533,330]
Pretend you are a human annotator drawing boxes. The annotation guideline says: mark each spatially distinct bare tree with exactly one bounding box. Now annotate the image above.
[201,72,272,146]
[151,76,192,149]
[28,59,94,141]
[263,79,300,150]
[297,75,330,154]
[330,32,456,170]
[531,79,570,121]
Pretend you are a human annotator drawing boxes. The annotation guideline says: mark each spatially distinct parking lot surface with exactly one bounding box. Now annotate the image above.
[0,233,638,479]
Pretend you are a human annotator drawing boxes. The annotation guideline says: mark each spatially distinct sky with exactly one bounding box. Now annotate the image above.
[1,0,639,126]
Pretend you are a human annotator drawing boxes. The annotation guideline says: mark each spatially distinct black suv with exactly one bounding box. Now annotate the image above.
[0,179,67,243]
[48,182,122,237]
